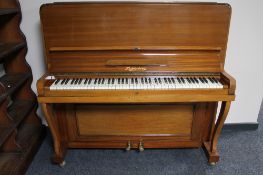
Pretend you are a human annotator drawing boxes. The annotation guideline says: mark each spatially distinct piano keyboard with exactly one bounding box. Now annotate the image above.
[50,77,223,90]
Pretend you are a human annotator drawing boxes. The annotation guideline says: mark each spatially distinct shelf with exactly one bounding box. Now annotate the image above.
[17,124,44,150]
[0,42,26,61]
[0,1,45,174]
[0,73,31,102]
[0,8,19,16]
[0,100,35,146]
[0,152,22,175]
[0,125,45,175]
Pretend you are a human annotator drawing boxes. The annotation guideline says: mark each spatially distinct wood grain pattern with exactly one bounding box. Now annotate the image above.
[77,105,192,136]
[40,2,231,73]
[37,2,236,165]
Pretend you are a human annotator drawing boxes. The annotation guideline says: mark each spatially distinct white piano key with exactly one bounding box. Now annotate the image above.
[49,76,224,90]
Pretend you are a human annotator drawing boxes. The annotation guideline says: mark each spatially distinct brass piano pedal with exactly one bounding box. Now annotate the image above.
[139,140,144,152]
[210,162,217,166]
[126,141,131,151]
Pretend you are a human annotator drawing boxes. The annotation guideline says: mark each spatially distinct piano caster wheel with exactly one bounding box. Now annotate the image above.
[126,141,131,151]
[139,141,144,152]
[59,160,66,167]
[210,162,216,166]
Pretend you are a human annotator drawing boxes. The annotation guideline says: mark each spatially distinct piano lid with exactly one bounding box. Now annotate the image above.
[40,2,231,73]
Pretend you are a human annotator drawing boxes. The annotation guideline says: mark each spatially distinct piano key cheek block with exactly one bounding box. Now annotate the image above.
[37,2,235,166]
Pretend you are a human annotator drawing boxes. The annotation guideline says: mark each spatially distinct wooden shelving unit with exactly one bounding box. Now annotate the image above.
[0,42,26,60]
[0,1,45,175]
[0,8,19,16]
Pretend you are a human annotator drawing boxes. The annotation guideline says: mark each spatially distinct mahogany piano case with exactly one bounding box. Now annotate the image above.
[37,2,235,165]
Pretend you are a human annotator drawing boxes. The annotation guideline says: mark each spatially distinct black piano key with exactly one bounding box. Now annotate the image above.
[177,77,181,83]
[208,77,214,83]
[78,79,82,84]
[190,77,195,83]
[168,78,172,84]
[88,79,92,84]
[98,78,102,84]
[54,79,59,85]
[212,77,219,83]
[55,79,60,85]
[201,78,207,83]
[180,78,185,83]
[74,79,78,84]
[154,78,158,84]
[158,78,161,84]
[70,79,74,85]
[112,78,115,84]
[102,78,105,84]
[148,78,152,84]
[131,78,134,84]
[199,77,204,83]
[190,77,196,84]
[194,77,199,83]
[204,78,209,83]
[145,78,148,84]
[141,78,144,84]
[64,79,68,84]
[164,78,168,83]
[135,78,138,84]
[65,79,69,84]
[125,78,128,84]
[61,79,66,85]
[108,78,111,84]
[84,78,88,84]
[171,78,175,83]
[94,78,98,84]
[62,79,66,85]
[186,78,191,83]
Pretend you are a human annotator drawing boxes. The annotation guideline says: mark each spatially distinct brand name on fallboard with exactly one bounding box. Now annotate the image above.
[125,67,147,71]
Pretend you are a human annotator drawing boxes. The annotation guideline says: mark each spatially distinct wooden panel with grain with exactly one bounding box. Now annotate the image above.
[40,2,231,73]
[76,104,193,136]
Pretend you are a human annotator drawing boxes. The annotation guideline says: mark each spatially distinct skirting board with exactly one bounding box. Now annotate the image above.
[223,123,259,131]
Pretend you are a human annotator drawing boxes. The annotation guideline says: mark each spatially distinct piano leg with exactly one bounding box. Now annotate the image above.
[203,101,231,165]
[41,103,67,165]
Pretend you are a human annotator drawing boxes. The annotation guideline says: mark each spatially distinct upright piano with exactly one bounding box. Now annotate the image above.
[37,2,236,165]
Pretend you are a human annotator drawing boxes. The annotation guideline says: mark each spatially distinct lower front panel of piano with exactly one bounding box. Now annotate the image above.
[55,102,216,149]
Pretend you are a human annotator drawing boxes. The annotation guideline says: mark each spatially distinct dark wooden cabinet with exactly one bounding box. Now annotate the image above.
[0,0,45,174]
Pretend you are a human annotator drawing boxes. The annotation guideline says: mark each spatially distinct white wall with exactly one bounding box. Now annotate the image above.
[19,0,263,123]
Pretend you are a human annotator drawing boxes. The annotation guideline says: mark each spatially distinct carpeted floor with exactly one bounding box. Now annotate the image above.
[26,103,263,175]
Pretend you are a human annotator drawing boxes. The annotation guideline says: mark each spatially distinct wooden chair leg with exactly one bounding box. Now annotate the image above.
[41,103,66,164]
[203,101,231,164]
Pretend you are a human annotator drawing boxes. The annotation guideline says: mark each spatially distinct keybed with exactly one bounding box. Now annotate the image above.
[49,76,223,90]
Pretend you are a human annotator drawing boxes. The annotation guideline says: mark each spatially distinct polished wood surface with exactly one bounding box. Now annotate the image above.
[77,105,193,136]
[37,2,236,165]
[40,2,231,73]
